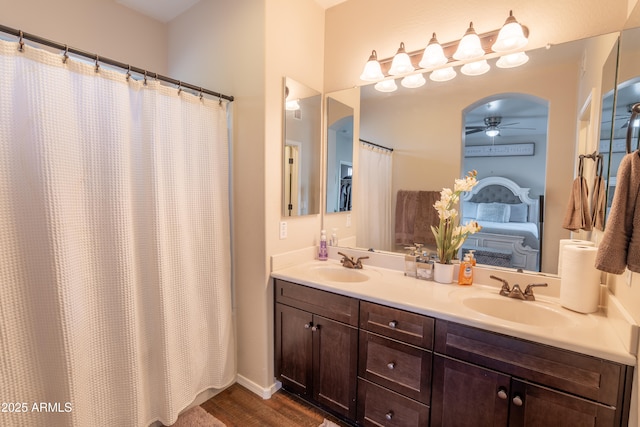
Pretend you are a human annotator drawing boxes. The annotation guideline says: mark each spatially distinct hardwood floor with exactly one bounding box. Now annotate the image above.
[200,383,353,427]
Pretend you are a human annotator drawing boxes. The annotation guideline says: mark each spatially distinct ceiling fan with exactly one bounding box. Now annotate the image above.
[465,116,535,136]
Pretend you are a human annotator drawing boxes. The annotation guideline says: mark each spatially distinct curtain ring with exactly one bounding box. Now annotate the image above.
[143,70,148,86]
[18,30,24,52]
[126,65,131,81]
[94,55,100,73]
[62,45,69,64]
[177,81,182,95]
[218,95,222,106]
[199,88,204,101]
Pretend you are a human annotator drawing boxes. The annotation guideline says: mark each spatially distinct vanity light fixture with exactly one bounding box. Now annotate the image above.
[388,42,415,75]
[374,79,398,92]
[359,50,385,81]
[496,51,529,68]
[418,33,448,68]
[492,10,528,52]
[361,11,530,92]
[461,59,490,76]
[285,99,301,111]
[453,22,485,61]
[401,73,426,88]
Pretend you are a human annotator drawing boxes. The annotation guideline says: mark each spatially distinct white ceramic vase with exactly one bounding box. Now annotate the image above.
[434,262,455,284]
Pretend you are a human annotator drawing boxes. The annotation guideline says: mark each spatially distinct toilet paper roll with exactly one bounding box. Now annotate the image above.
[560,245,600,313]
[558,239,595,276]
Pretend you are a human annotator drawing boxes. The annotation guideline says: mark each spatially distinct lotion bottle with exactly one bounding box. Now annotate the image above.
[318,230,328,261]
[458,253,474,285]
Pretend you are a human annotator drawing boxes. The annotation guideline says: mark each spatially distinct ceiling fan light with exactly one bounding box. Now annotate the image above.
[461,59,490,76]
[492,11,528,52]
[374,79,398,93]
[388,42,415,76]
[430,67,457,82]
[453,22,485,61]
[496,51,529,68]
[485,127,500,137]
[401,73,426,88]
[419,33,448,69]
[360,50,385,81]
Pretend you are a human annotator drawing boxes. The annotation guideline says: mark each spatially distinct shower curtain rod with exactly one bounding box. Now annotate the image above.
[359,138,393,152]
[0,23,234,102]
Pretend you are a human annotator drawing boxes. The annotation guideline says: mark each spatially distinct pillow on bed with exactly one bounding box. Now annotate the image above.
[476,202,511,223]
[462,201,478,221]
[509,203,529,222]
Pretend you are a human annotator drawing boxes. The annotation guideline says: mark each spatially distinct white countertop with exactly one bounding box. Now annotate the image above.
[271,259,637,366]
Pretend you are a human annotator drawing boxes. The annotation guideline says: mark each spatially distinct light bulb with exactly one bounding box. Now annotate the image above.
[374,79,398,92]
[360,50,385,81]
[453,22,485,61]
[461,60,490,76]
[492,11,528,52]
[401,73,426,88]
[496,51,529,68]
[430,67,457,82]
[418,33,448,69]
[388,42,415,76]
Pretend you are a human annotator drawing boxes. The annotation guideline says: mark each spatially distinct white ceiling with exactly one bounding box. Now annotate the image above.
[116,0,348,23]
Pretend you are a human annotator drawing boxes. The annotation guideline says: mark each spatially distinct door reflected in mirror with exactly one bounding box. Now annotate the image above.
[326,97,354,213]
[283,77,322,217]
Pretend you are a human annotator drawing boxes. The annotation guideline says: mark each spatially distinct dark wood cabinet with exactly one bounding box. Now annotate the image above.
[273,278,633,427]
[432,319,633,427]
[274,280,358,420]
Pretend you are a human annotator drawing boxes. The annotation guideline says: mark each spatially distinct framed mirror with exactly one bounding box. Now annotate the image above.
[326,97,354,213]
[283,77,322,217]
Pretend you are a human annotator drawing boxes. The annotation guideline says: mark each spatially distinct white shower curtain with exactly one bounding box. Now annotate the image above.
[355,141,393,251]
[0,40,235,426]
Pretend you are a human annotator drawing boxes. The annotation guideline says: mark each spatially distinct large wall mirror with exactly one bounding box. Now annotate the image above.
[328,31,622,275]
[326,97,354,213]
[283,77,322,217]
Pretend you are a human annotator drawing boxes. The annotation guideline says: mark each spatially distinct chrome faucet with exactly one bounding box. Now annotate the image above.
[338,252,369,269]
[490,275,548,301]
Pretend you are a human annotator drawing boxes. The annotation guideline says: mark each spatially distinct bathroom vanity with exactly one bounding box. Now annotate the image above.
[272,260,635,427]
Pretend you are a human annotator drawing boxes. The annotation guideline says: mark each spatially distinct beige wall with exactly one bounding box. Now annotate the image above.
[0,0,167,73]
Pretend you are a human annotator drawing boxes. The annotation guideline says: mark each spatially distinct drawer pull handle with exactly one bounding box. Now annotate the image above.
[512,395,523,407]
[385,411,394,420]
[304,323,312,329]
[388,320,398,328]
[387,362,395,370]
[311,325,319,332]
[497,388,508,400]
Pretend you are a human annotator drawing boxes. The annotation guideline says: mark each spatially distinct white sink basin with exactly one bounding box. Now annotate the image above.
[311,266,372,283]
[460,294,576,328]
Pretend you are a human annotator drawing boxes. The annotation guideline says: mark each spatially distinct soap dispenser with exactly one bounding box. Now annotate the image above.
[318,230,328,261]
[404,246,418,278]
[458,253,474,285]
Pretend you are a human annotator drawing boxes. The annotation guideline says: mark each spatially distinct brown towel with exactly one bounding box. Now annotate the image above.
[413,191,441,248]
[595,151,640,274]
[591,175,606,231]
[395,190,418,246]
[562,176,592,231]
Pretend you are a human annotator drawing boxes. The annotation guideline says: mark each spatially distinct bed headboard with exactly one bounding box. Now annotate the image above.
[461,176,539,224]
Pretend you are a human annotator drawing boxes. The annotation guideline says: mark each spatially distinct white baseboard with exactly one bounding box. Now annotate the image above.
[236,374,281,399]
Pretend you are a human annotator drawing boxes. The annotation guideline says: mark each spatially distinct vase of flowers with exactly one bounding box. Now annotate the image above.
[431,170,482,283]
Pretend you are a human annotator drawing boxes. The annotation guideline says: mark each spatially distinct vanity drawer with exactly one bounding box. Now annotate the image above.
[434,319,630,407]
[360,301,434,349]
[275,279,359,326]
[357,378,429,427]
[359,330,432,403]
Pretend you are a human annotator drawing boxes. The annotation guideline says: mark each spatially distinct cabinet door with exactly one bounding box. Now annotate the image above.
[275,303,313,397]
[313,314,358,420]
[431,355,510,427]
[509,379,617,427]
